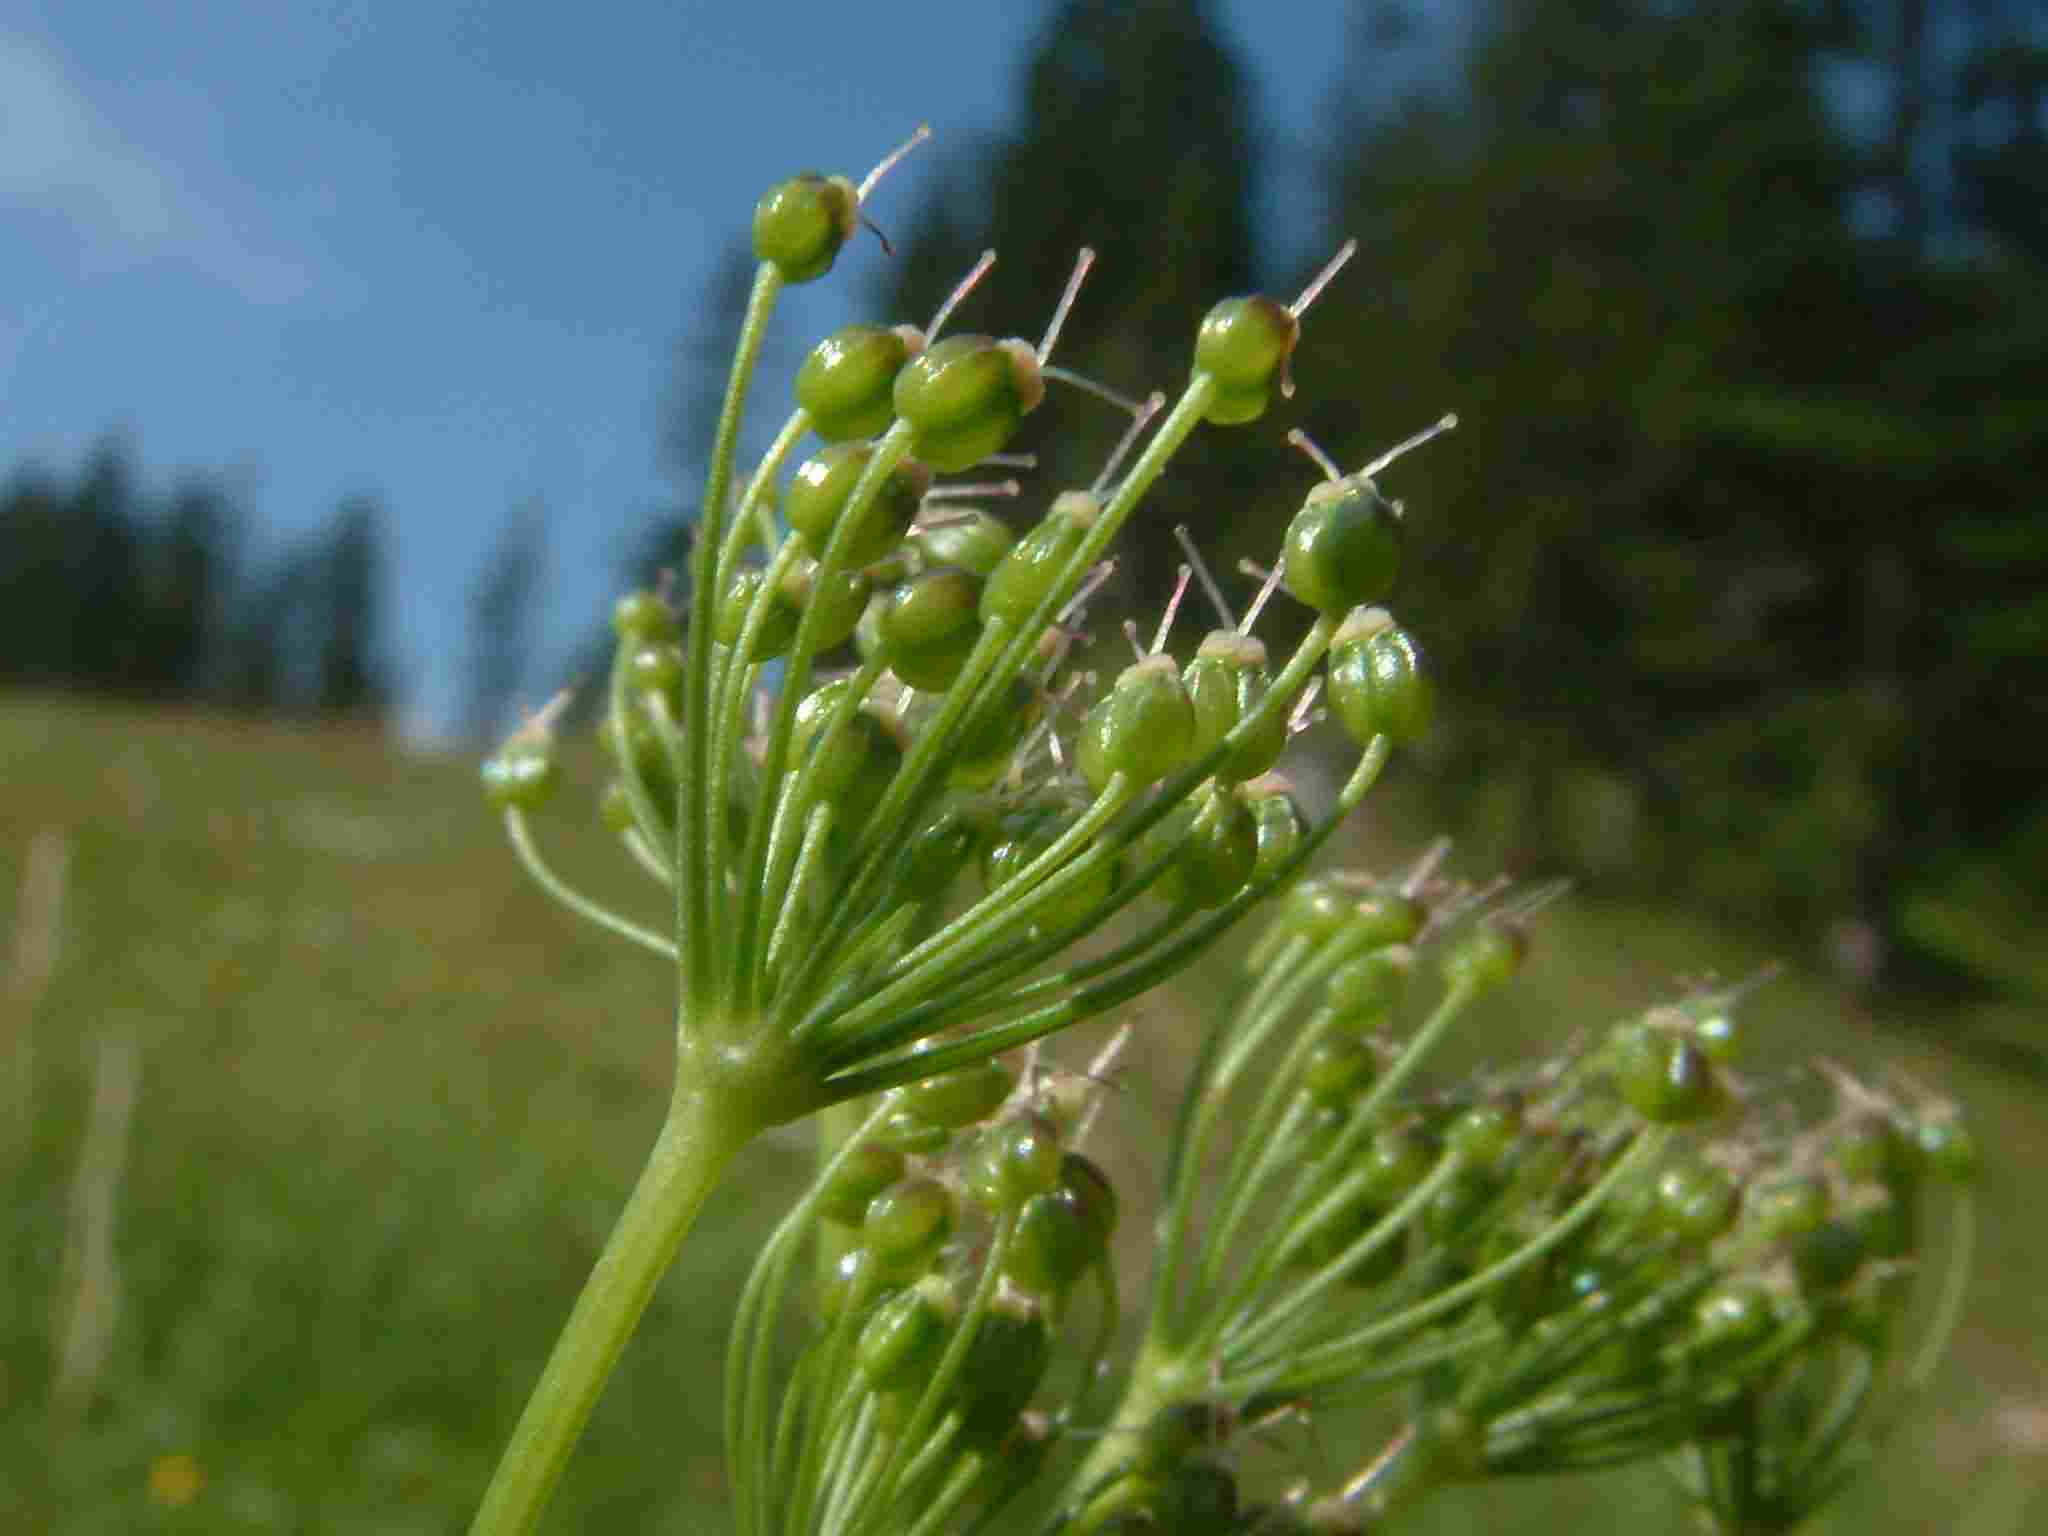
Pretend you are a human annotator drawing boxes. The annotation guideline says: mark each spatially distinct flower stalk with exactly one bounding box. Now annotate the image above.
[474,129,1976,1536]
[472,127,1430,1533]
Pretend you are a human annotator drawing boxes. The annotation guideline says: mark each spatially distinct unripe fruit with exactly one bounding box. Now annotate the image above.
[1694,1281,1775,1352]
[912,510,1017,577]
[1793,1219,1865,1293]
[873,1107,951,1158]
[752,173,858,282]
[817,1141,908,1226]
[1747,1176,1831,1242]
[792,682,902,814]
[1005,1182,1093,1297]
[612,589,679,645]
[1441,924,1528,994]
[1077,656,1198,794]
[1358,1123,1442,1206]
[981,490,1098,628]
[1690,1007,1743,1064]
[627,642,686,709]
[815,1245,879,1319]
[1283,480,1401,615]
[1193,295,1298,424]
[1848,1191,1914,1260]
[717,565,799,659]
[598,778,636,833]
[892,335,1045,473]
[1349,886,1430,950]
[784,443,930,567]
[898,1056,1014,1130]
[1446,1097,1522,1170]
[1324,946,1414,1032]
[796,323,924,442]
[878,565,984,690]
[1302,1034,1377,1107]
[1148,783,1258,910]
[965,1111,1063,1213]
[1327,607,1433,746]
[1653,1159,1740,1245]
[894,818,978,907]
[1614,1029,1722,1124]
[1280,877,1355,945]
[482,742,558,812]
[1831,1114,1907,1185]
[863,1176,957,1273]
[1240,776,1308,884]
[1915,1112,1979,1183]
[1183,631,1288,782]
[1060,1151,1118,1252]
[779,558,871,653]
[855,1275,956,1392]
[954,1292,1051,1445]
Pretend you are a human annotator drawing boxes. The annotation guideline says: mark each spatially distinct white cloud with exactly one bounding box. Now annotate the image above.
[0,30,313,302]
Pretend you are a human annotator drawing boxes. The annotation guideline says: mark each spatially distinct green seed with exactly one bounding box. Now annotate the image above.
[898,1056,1014,1130]
[784,443,929,567]
[1283,480,1402,615]
[1076,656,1198,794]
[1441,924,1527,994]
[855,1276,956,1392]
[863,1177,957,1272]
[1327,606,1433,746]
[817,1142,908,1227]
[1302,1035,1378,1108]
[611,589,679,644]
[796,323,922,442]
[912,509,1017,577]
[964,1111,1063,1213]
[878,566,984,690]
[981,492,1096,628]
[892,335,1044,473]
[1193,295,1298,392]
[752,173,858,283]
[482,744,557,812]
[1615,1030,1721,1124]
[1148,783,1257,910]
[1183,631,1288,782]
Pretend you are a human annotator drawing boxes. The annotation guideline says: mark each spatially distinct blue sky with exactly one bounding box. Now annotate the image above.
[1,0,1367,740]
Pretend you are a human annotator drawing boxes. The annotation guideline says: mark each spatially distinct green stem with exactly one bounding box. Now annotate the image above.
[467,1082,759,1536]
[503,809,677,960]
[1058,1338,1200,1521]
[682,261,786,1017]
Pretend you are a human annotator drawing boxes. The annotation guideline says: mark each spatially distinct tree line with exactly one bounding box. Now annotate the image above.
[0,444,389,719]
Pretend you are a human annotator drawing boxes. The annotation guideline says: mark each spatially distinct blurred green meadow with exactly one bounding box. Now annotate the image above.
[4,693,2043,1533]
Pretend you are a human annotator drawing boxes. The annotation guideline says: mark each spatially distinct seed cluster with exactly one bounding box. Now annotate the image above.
[476,138,1976,1536]
[483,141,1445,1120]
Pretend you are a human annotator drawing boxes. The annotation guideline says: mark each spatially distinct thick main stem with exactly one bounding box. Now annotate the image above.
[467,1079,758,1536]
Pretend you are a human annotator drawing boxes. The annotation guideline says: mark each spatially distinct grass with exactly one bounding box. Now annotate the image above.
[3,691,2042,1533]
